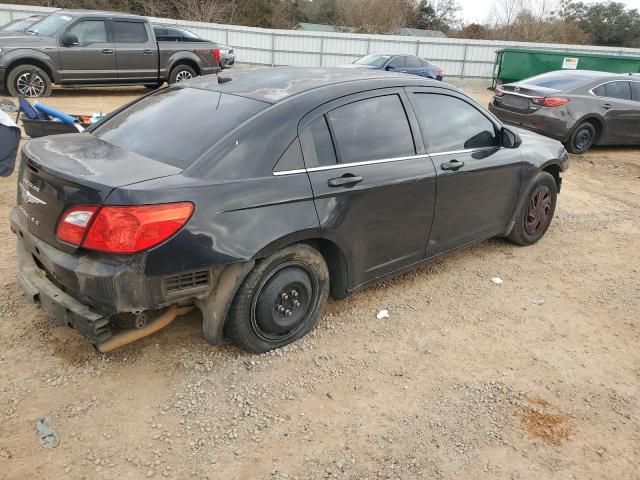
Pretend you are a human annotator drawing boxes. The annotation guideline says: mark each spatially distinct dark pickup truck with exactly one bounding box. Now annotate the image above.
[0,10,222,97]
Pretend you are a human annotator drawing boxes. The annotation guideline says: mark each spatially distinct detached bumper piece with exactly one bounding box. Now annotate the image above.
[17,241,111,343]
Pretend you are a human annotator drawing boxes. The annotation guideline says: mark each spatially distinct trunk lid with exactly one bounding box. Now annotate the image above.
[496,83,562,113]
[18,133,182,250]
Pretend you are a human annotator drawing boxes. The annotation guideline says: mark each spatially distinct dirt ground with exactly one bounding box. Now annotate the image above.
[0,82,639,480]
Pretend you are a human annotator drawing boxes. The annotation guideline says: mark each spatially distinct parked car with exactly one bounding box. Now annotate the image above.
[0,10,222,97]
[11,67,568,353]
[153,24,235,68]
[489,70,640,154]
[348,53,443,80]
[0,14,46,33]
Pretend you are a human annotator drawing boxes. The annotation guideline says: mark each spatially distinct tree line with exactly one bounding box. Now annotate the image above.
[12,0,640,48]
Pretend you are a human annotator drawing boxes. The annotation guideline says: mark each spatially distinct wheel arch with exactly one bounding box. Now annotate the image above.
[6,56,58,83]
[168,54,202,77]
[540,161,563,193]
[573,115,604,144]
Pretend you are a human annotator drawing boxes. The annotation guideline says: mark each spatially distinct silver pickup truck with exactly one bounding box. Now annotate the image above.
[0,10,222,97]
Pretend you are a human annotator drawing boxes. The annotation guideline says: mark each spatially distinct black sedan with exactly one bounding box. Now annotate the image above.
[489,70,640,154]
[11,67,569,353]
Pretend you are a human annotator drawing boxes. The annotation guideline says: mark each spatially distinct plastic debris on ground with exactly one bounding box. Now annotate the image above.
[376,309,390,320]
[491,277,504,285]
[35,418,60,448]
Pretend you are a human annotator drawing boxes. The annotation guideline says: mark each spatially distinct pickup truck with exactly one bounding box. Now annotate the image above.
[0,10,222,97]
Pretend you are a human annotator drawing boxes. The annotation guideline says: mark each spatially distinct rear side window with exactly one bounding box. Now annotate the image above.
[93,88,269,168]
[594,81,632,100]
[300,116,337,167]
[113,21,148,43]
[67,20,108,45]
[326,95,415,164]
[413,93,498,153]
[387,56,405,69]
[633,82,640,101]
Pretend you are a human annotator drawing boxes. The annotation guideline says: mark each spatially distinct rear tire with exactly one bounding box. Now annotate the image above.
[507,172,557,246]
[225,244,330,353]
[566,122,595,154]
[169,64,197,84]
[7,65,52,98]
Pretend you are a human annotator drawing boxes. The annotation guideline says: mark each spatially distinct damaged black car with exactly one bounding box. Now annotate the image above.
[11,67,569,353]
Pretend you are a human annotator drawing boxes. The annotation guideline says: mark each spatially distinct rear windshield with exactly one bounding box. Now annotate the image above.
[93,87,269,168]
[522,72,589,91]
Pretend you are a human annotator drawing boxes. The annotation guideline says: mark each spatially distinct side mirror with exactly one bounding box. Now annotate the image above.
[385,65,394,71]
[61,33,79,47]
[502,127,522,148]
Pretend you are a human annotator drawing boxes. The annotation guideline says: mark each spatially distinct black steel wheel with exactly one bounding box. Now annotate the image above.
[566,122,595,154]
[507,171,557,246]
[7,65,52,98]
[225,244,330,353]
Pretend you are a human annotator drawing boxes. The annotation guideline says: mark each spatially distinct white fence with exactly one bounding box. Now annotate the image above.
[2,2,640,79]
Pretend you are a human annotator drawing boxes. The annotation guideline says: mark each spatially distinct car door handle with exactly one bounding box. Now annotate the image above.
[327,174,363,188]
[440,159,465,171]
[143,49,155,55]
[601,103,612,110]
[101,48,114,54]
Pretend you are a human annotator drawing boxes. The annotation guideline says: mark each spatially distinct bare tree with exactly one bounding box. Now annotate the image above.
[335,0,415,33]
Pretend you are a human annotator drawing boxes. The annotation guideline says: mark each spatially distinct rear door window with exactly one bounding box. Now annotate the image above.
[93,87,269,168]
[300,116,337,167]
[113,21,148,43]
[387,56,406,69]
[600,81,632,100]
[326,94,415,164]
[412,93,499,153]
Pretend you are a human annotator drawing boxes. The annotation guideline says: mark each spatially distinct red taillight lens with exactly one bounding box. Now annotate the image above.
[57,205,99,246]
[212,49,221,65]
[532,96,569,107]
[82,202,194,254]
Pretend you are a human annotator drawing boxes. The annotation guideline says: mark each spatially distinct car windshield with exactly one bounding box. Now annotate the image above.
[27,13,73,36]
[354,54,390,67]
[93,87,270,168]
[522,72,589,91]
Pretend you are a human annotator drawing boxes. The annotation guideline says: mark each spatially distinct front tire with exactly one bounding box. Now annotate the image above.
[566,122,595,154]
[169,64,197,84]
[225,244,330,353]
[7,65,52,98]
[507,172,557,246]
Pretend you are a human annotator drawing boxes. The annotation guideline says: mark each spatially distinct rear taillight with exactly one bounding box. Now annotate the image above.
[495,87,505,97]
[531,96,569,107]
[212,49,221,65]
[56,202,194,254]
[57,205,99,246]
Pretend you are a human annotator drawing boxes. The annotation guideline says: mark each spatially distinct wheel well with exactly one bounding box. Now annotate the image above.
[170,59,200,76]
[300,238,349,300]
[543,164,561,192]
[582,117,603,144]
[7,58,55,83]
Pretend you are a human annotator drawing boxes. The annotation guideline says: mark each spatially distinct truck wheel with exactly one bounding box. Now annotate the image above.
[507,172,557,246]
[7,65,52,98]
[225,244,330,353]
[169,65,197,84]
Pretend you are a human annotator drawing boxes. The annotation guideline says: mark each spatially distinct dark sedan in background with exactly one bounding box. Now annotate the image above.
[12,67,567,354]
[489,70,640,154]
[348,53,443,80]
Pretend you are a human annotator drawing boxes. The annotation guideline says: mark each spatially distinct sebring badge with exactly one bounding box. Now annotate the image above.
[19,183,47,205]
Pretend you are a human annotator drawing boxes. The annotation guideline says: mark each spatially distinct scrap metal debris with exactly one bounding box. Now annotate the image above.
[35,418,60,448]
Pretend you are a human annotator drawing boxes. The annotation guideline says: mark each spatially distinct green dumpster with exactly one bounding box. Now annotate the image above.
[491,48,640,88]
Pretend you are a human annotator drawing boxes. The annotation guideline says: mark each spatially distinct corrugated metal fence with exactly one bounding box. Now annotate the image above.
[3,2,640,79]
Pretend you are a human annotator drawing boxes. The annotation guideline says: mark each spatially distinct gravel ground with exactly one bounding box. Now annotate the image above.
[0,81,639,480]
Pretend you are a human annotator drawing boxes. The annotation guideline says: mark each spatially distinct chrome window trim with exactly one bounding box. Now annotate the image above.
[588,79,639,100]
[272,148,494,176]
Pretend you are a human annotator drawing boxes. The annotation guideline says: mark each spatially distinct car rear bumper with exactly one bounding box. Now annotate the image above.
[10,207,217,343]
[488,100,571,143]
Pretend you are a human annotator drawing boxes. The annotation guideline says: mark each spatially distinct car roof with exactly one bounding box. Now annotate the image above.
[54,9,145,20]
[186,66,444,104]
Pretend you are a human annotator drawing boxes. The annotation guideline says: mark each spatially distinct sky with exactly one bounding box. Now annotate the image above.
[457,0,640,23]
